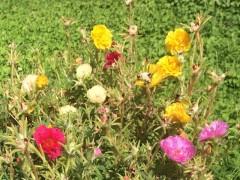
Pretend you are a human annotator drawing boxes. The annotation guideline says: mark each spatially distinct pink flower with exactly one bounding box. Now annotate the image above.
[33,125,66,159]
[94,148,102,156]
[198,120,229,141]
[160,136,196,164]
[104,51,121,68]
[98,106,109,114]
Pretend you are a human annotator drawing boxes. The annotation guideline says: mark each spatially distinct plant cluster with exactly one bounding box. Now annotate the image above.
[0,1,239,179]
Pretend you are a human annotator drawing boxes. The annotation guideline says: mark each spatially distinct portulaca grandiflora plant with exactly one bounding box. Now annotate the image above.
[1,1,239,179]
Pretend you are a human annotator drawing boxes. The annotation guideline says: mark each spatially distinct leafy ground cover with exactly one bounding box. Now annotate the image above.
[0,0,239,179]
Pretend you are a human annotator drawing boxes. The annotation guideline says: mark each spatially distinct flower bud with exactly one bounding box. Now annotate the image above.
[101,115,108,123]
[208,71,226,85]
[125,0,133,5]
[80,29,87,38]
[16,157,23,164]
[190,22,200,32]
[129,25,138,35]
[94,148,102,156]
[204,145,212,155]
[75,57,83,64]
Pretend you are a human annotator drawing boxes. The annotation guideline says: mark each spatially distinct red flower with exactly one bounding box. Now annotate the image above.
[104,51,121,69]
[33,125,66,159]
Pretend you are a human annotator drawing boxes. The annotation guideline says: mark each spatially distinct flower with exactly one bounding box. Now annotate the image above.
[104,51,121,68]
[98,106,109,114]
[94,148,102,156]
[198,120,229,141]
[33,125,65,159]
[21,74,38,93]
[76,63,92,80]
[165,28,191,55]
[87,85,107,103]
[149,69,166,88]
[36,75,48,88]
[160,136,196,164]
[136,56,182,88]
[91,25,112,50]
[59,105,77,115]
[156,56,182,77]
[164,102,190,123]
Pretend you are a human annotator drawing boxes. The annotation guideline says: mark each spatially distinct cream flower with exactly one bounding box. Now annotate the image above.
[87,85,107,104]
[76,63,92,80]
[59,105,77,115]
[21,74,38,94]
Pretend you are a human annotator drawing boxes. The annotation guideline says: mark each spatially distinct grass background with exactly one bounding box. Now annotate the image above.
[0,0,239,178]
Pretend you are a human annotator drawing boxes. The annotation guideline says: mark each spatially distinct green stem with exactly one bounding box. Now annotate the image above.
[204,86,217,121]
[10,163,14,180]
[24,148,39,180]
[66,26,72,72]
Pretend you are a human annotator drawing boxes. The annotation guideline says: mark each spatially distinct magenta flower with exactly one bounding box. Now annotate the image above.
[33,125,66,159]
[104,51,121,69]
[198,120,229,141]
[160,136,196,164]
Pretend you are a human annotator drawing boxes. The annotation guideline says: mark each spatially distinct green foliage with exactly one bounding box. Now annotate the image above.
[0,0,239,179]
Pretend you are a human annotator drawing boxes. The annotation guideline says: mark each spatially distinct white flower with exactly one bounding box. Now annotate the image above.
[87,85,107,104]
[21,74,38,94]
[76,63,92,80]
[59,105,77,115]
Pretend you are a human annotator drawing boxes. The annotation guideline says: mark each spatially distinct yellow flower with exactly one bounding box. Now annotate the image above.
[91,25,112,50]
[165,28,191,55]
[156,56,182,77]
[164,102,191,123]
[36,75,48,88]
[149,69,166,88]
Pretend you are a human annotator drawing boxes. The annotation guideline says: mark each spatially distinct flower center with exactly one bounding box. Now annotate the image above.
[45,138,54,147]
[173,149,182,157]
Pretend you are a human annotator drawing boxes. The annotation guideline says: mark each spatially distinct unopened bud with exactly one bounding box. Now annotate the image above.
[129,25,138,35]
[207,85,213,91]
[80,29,87,38]
[112,113,118,119]
[193,64,200,73]
[75,57,83,64]
[16,157,23,164]
[101,115,108,123]
[125,0,133,5]
[191,102,199,114]
[204,145,212,155]
[62,16,75,26]
[190,22,200,32]
[208,71,226,85]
